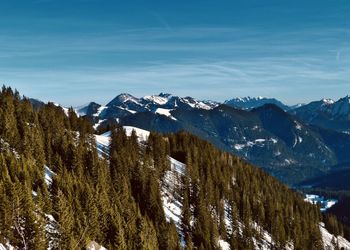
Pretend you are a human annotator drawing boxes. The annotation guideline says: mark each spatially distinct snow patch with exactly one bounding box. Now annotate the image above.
[322,98,335,105]
[218,239,230,250]
[45,213,59,250]
[95,126,150,157]
[274,150,281,156]
[234,138,276,151]
[181,97,214,110]
[143,95,169,105]
[113,105,138,114]
[94,106,107,117]
[123,126,150,141]
[155,108,177,120]
[320,223,350,250]
[234,144,245,150]
[292,136,298,147]
[284,159,295,165]
[270,138,278,144]
[161,156,186,246]
[162,157,185,225]
[255,139,266,143]
[298,136,303,143]
[304,194,338,212]
[45,166,55,186]
[86,241,108,250]
[95,131,111,157]
[93,119,106,130]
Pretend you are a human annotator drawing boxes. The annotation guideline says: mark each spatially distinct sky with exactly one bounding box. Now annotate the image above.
[1,0,350,106]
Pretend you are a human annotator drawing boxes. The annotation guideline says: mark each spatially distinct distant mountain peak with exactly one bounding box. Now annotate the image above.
[76,101,101,116]
[291,95,350,132]
[225,96,290,111]
[107,93,139,106]
[158,92,172,98]
[338,95,350,103]
[117,93,138,101]
[142,94,169,105]
[321,98,335,105]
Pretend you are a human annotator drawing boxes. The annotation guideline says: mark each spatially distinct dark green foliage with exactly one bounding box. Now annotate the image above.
[167,131,325,249]
[0,86,341,249]
[326,196,350,241]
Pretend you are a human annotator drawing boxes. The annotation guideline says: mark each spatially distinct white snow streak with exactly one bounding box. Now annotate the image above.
[44,166,55,186]
[320,223,350,250]
[155,108,177,120]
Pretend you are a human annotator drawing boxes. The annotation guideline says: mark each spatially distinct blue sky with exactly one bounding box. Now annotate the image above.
[1,0,350,106]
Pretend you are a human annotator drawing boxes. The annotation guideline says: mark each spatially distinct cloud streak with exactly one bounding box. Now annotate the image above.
[0,26,350,105]
[2,56,350,106]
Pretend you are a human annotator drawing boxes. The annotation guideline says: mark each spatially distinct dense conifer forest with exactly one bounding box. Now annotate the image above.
[0,86,348,249]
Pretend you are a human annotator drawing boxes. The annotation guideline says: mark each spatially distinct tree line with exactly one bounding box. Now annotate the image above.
[0,86,347,249]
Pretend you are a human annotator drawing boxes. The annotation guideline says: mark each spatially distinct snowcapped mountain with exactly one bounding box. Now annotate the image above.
[4,87,350,250]
[224,96,291,111]
[78,93,219,124]
[76,102,101,117]
[95,127,282,249]
[94,125,350,250]
[75,94,350,185]
[290,96,350,132]
[77,94,295,126]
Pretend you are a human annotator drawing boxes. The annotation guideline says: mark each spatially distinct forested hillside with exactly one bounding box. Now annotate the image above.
[81,93,350,185]
[0,86,347,249]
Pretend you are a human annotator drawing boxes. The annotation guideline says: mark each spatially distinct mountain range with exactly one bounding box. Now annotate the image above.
[224,96,291,111]
[73,93,350,185]
[290,96,350,133]
[1,87,349,249]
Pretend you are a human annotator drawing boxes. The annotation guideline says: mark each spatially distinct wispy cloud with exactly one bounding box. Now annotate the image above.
[2,57,350,106]
[1,27,348,57]
[1,27,350,105]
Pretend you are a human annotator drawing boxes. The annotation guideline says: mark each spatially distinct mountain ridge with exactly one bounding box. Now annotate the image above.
[63,93,350,185]
[290,95,350,133]
[34,93,350,185]
[0,87,344,249]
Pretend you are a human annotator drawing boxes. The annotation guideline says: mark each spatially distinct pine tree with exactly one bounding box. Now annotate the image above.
[181,184,192,245]
[113,213,127,250]
[55,189,75,249]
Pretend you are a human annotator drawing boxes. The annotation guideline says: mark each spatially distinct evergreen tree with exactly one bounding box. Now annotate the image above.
[0,87,345,249]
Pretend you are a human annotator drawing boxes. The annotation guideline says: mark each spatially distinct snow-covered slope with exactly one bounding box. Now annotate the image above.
[143,94,169,105]
[77,93,218,127]
[123,126,150,141]
[161,147,291,250]
[94,126,186,242]
[291,96,350,132]
[94,126,350,250]
[95,126,150,157]
[320,223,350,250]
[161,157,185,227]
[95,131,111,156]
[225,96,290,111]
[44,165,55,186]
[107,93,141,108]
[155,108,177,120]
